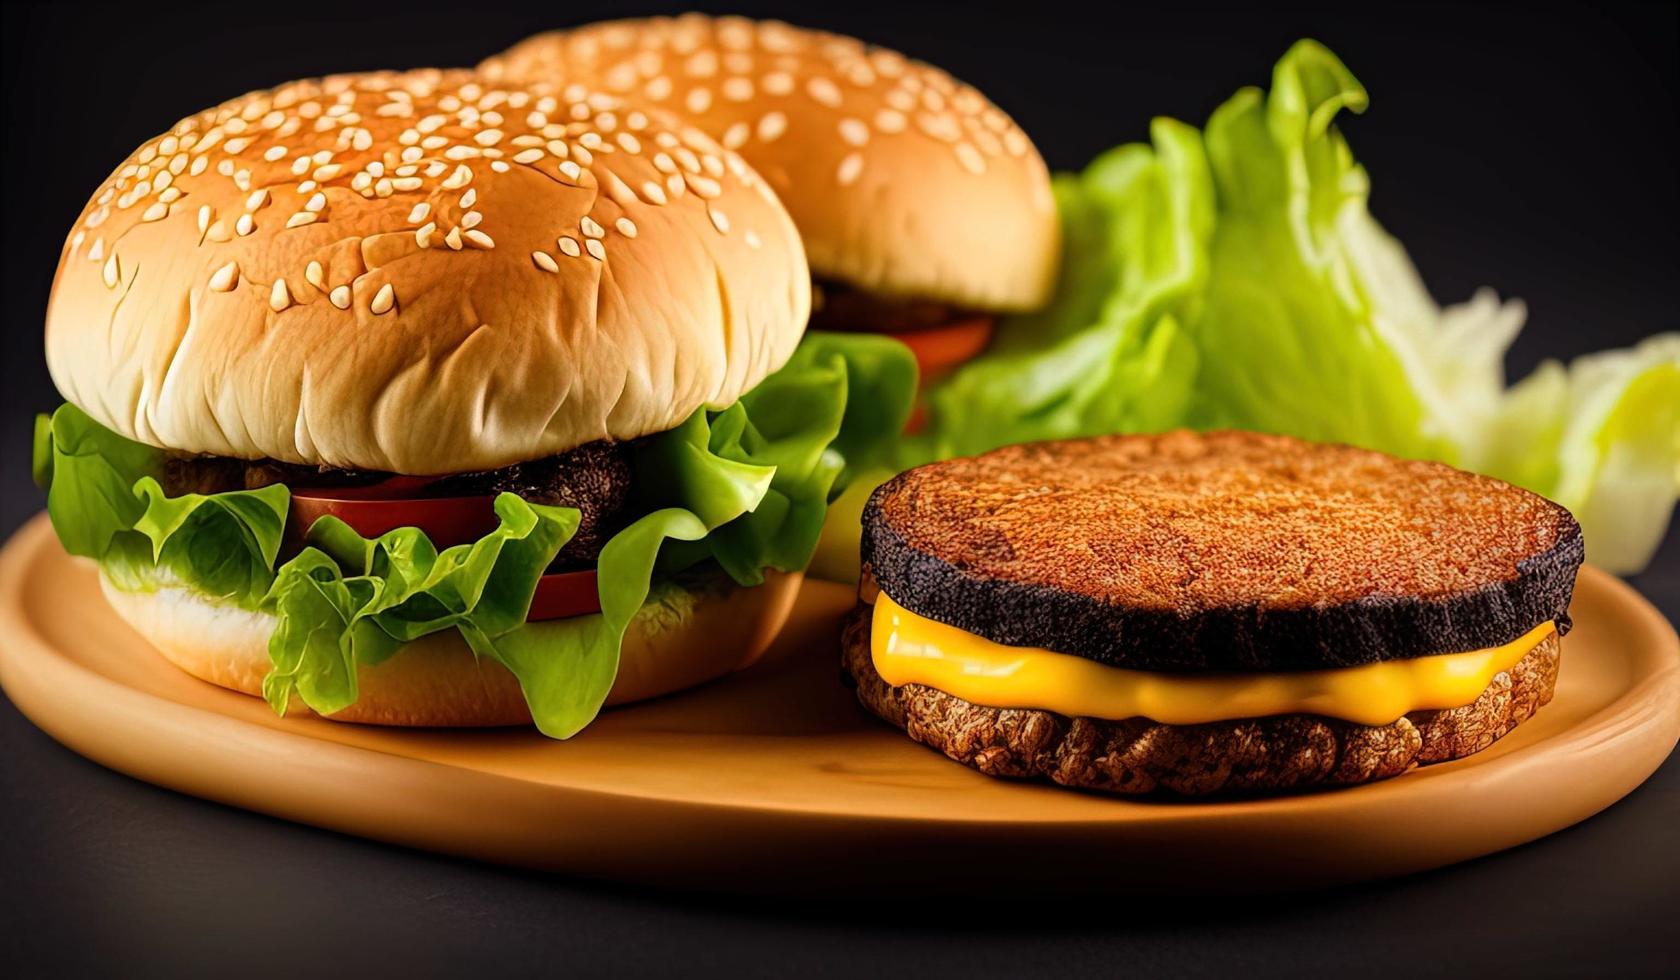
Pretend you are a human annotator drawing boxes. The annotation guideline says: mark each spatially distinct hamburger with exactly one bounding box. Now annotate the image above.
[33,68,906,738]
[481,14,1061,395]
[845,431,1585,795]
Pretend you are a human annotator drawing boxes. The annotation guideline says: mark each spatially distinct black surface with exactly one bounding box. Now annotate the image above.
[1,1,1676,977]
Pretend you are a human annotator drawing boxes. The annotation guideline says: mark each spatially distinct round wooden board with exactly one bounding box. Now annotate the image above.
[2,514,1676,895]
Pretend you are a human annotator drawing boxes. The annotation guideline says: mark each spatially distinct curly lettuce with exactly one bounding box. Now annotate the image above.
[33,332,914,737]
[917,39,1678,572]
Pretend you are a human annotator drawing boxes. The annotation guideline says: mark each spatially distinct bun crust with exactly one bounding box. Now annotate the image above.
[48,69,809,473]
[101,570,802,727]
[483,15,1059,312]
[864,430,1584,671]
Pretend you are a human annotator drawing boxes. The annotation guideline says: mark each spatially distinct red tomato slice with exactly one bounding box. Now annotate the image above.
[528,569,602,620]
[888,316,995,382]
[289,487,502,549]
[289,483,603,621]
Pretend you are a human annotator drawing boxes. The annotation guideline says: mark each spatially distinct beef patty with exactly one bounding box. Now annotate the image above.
[162,440,634,565]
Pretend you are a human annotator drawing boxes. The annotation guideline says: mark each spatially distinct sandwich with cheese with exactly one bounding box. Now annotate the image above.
[481,14,1060,399]
[34,68,908,738]
[846,430,1584,795]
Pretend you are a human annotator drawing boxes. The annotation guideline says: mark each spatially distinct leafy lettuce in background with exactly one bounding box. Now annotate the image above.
[33,332,915,737]
[917,39,1679,573]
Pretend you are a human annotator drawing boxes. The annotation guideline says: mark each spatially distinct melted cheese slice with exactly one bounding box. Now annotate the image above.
[871,592,1554,727]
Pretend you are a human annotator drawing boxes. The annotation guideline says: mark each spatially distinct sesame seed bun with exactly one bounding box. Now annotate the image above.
[100,569,802,727]
[46,68,809,473]
[482,15,1059,313]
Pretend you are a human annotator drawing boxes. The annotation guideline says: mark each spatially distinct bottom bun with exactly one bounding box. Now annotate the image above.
[842,604,1560,796]
[101,569,802,728]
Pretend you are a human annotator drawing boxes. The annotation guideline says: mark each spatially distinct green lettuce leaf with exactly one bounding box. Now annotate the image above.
[910,121,1208,462]
[916,38,1678,572]
[33,331,916,737]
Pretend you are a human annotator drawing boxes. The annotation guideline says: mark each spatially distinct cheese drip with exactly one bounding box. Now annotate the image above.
[870,592,1555,727]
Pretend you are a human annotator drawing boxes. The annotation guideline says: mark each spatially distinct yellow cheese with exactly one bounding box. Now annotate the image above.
[870,592,1555,727]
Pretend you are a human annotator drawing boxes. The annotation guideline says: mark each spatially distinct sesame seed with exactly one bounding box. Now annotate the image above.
[329,285,351,309]
[617,132,642,154]
[442,164,473,189]
[645,76,673,100]
[313,164,342,181]
[584,239,605,260]
[744,229,762,249]
[580,216,604,238]
[532,250,559,272]
[688,175,722,198]
[407,203,431,223]
[839,118,869,146]
[392,176,423,191]
[722,77,754,102]
[837,153,864,186]
[416,222,436,247]
[954,142,986,174]
[558,160,582,182]
[246,189,270,210]
[490,160,510,172]
[757,111,787,142]
[291,157,311,176]
[445,227,464,250]
[305,261,325,289]
[686,88,713,113]
[269,279,291,312]
[208,261,239,291]
[236,214,256,236]
[762,71,795,96]
[807,77,843,107]
[558,236,581,257]
[460,188,477,208]
[100,253,121,289]
[461,211,483,229]
[304,192,326,212]
[264,145,288,162]
[464,229,494,249]
[197,205,212,234]
[189,156,209,176]
[370,283,395,314]
[615,217,638,238]
[875,109,908,134]
[474,128,504,146]
[141,202,168,222]
[722,122,749,149]
[286,212,317,228]
[708,207,730,234]
[513,148,544,164]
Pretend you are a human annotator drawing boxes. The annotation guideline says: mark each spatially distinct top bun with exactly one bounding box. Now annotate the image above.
[482,15,1059,313]
[47,68,809,474]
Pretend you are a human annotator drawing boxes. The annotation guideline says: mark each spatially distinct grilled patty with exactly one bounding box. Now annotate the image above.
[863,430,1583,672]
[842,604,1561,796]
[809,280,979,334]
[162,440,635,564]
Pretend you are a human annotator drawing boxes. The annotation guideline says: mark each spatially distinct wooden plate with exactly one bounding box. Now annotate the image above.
[2,514,1676,894]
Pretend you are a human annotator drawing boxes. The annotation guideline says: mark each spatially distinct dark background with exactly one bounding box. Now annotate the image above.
[2,1,1675,976]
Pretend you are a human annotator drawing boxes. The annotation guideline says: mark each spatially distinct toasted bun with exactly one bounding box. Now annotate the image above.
[843,604,1562,796]
[47,68,809,473]
[100,570,802,727]
[865,430,1584,672]
[483,15,1059,312]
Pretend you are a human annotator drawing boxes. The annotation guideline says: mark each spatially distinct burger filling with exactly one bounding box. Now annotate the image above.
[867,589,1557,728]
[161,439,634,566]
[810,280,995,383]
